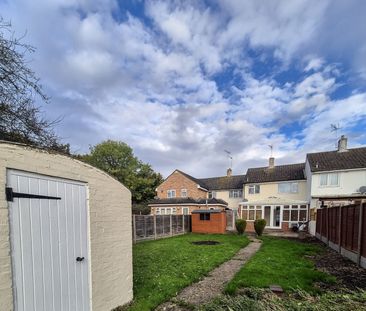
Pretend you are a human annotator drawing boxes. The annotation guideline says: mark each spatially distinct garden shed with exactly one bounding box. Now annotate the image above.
[191,209,227,234]
[0,141,132,311]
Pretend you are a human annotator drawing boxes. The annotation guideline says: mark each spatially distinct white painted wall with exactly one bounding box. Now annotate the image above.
[0,142,132,311]
[310,169,366,197]
[214,190,242,210]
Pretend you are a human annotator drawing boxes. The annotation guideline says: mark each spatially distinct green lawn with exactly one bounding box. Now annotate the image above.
[225,236,335,294]
[123,233,249,311]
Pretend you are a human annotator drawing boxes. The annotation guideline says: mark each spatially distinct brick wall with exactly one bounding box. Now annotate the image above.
[0,142,132,311]
[157,170,207,199]
[192,212,226,234]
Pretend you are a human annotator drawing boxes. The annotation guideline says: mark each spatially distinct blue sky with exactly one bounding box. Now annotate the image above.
[1,0,366,177]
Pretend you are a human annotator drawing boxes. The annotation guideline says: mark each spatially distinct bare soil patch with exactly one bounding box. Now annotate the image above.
[295,236,366,290]
[191,241,220,245]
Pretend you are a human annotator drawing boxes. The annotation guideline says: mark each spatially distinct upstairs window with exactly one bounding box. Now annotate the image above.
[229,190,243,198]
[208,191,217,198]
[278,182,298,193]
[167,189,176,198]
[319,173,339,187]
[248,185,260,194]
[181,189,187,197]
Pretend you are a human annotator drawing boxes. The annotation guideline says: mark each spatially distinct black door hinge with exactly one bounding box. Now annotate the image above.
[6,187,61,202]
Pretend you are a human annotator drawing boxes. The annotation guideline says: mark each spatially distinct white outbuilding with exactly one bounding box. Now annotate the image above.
[0,141,133,311]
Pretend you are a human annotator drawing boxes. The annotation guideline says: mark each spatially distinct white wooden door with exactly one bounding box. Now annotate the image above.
[7,170,90,311]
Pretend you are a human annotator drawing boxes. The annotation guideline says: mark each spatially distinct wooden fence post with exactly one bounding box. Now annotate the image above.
[319,208,322,239]
[170,215,173,236]
[357,203,364,267]
[338,205,342,253]
[326,207,330,246]
[154,214,157,240]
[144,215,147,239]
[133,214,136,244]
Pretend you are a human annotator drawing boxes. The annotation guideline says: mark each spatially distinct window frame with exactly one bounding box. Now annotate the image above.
[208,191,217,199]
[181,189,188,198]
[278,182,299,194]
[248,185,260,194]
[167,189,176,198]
[199,213,211,221]
[229,189,243,198]
[319,173,340,187]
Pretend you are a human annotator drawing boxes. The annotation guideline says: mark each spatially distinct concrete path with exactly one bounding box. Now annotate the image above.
[155,237,262,311]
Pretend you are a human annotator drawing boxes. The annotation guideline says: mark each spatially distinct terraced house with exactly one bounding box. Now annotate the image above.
[149,136,366,233]
[239,158,308,232]
[149,169,246,215]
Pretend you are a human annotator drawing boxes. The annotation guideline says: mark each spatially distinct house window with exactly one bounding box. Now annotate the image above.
[167,189,176,198]
[319,173,339,187]
[282,205,308,222]
[208,191,217,198]
[183,207,189,215]
[172,207,177,215]
[181,189,187,197]
[156,208,160,215]
[248,185,260,194]
[229,190,243,198]
[278,182,298,193]
[247,205,262,220]
[200,213,210,221]
[161,208,166,215]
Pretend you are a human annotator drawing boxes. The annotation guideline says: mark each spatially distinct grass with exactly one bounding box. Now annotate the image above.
[121,233,249,311]
[225,236,335,294]
[201,288,366,311]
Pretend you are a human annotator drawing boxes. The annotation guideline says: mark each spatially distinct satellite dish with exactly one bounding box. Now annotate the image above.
[359,186,366,194]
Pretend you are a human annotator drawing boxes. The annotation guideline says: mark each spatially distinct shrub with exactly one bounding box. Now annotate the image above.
[254,219,266,236]
[235,219,247,235]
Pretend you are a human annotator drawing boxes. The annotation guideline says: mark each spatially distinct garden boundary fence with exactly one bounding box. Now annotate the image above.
[315,202,366,268]
[132,214,191,243]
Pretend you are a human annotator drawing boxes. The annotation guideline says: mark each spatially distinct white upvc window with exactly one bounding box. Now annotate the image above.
[319,173,339,187]
[181,189,187,197]
[167,189,176,198]
[278,182,298,193]
[160,208,166,215]
[156,208,160,215]
[166,208,172,214]
[208,191,217,198]
[229,190,243,198]
[182,207,189,215]
[248,185,260,194]
[172,207,177,215]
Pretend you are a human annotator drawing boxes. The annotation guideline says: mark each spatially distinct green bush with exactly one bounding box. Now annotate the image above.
[254,219,266,236]
[235,219,247,235]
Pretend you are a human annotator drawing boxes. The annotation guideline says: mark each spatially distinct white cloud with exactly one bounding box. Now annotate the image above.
[1,0,366,178]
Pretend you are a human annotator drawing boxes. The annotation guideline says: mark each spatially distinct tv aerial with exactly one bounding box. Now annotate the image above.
[224,150,233,168]
[330,123,341,148]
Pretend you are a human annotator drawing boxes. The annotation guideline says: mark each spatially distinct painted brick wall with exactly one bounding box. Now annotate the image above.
[157,170,207,199]
[0,142,132,311]
[192,212,226,234]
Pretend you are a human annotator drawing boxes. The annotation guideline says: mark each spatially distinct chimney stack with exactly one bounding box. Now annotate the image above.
[269,157,275,168]
[337,135,348,152]
[227,168,232,177]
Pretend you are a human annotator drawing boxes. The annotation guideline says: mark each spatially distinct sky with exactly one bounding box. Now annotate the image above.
[1,0,366,177]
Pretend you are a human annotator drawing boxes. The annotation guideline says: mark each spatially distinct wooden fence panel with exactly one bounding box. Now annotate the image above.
[316,203,366,268]
[132,214,191,242]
